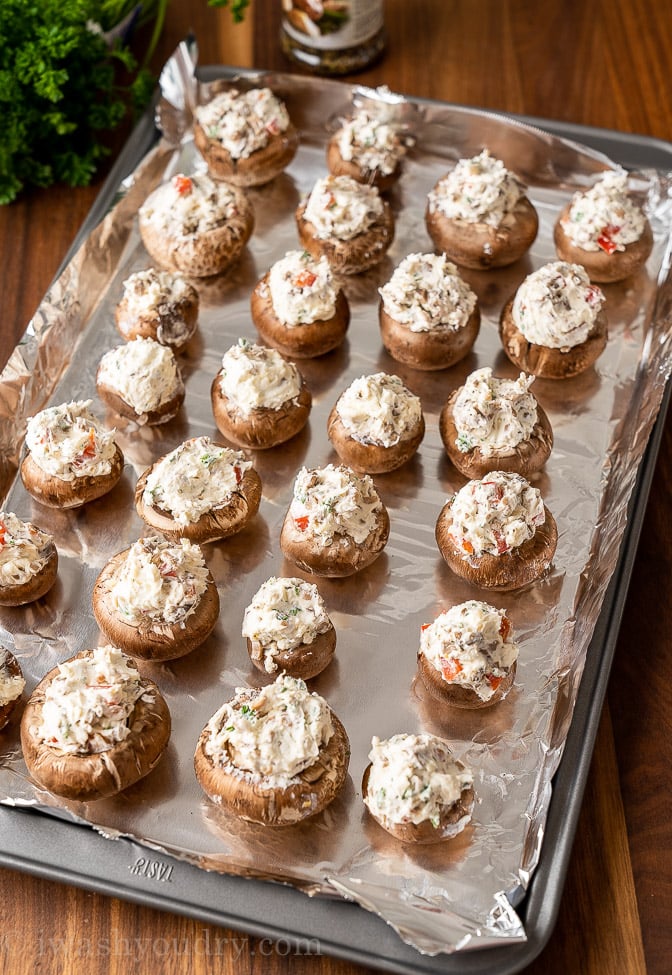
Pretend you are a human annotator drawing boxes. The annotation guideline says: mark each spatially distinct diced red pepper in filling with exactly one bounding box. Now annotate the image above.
[461,539,474,555]
[294,269,317,289]
[486,674,503,691]
[420,622,431,632]
[597,224,620,254]
[499,615,511,641]
[233,465,242,484]
[173,175,193,196]
[81,427,96,459]
[441,656,463,681]
[295,515,309,531]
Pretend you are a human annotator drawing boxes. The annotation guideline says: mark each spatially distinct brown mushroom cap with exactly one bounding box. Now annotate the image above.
[499,296,608,379]
[327,403,425,474]
[0,542,58,607]
[553,202,653,283]
[20,446,124,510]
[211,376,312,450]
[439,388,553,479]
[362,761,475,844]
[425,195,539,270]
[417,650,517,710]
[280,504,390,578]
[250,273,350,359]
[0,649,24,731]
[295,199,395,275]
[194,121,299,187]
[135,465,262,545]
[96,374,185,427]
[194,709,350,825]
[326,135,402,193]
[20,651,171,801]
[379,300,481,371]
[246,622,336,681]
[114,287,199,351]
[435,502,558,591]
[138,186,254,279]
[92,550,220,661]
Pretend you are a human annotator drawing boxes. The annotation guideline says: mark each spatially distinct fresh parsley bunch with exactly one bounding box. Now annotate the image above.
[0,0,249,204]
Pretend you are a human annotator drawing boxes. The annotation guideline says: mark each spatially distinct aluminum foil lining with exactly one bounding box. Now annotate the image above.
[2,42,672,958]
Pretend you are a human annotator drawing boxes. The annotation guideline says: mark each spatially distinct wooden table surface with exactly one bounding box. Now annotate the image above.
[1,2,670,973]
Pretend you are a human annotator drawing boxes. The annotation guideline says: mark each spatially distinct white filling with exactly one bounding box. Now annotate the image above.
[217,341,302,414]
[0,649,25,708]
[97,338,183,415]
[204,674,334,787]
[379,253,477,332]
[267,250,338,326]
[303,175,384,241]
[141,436,252,526]
[0,511,53,588]
[561,171,647,253]
[512,261,604,349]
[25,400,117,482]
[289,464,382,545]
[335,373,422,447]
[364,733,473,828]
[420,600,518,701]
[336,109,406,176]
[120,267,195,316]
[195,87,290,159]
[242,576,331,674]
[448,470,545,556]
[427,149,524,227]
[139,172,244,237]
[452,368,538,456]
[107,537,209,628]
[39,646,150,755]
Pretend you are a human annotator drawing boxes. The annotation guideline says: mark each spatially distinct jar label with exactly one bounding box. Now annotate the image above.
[281,0,384,51]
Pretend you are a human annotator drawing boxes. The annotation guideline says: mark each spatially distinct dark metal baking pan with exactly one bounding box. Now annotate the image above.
[1,66,671,974]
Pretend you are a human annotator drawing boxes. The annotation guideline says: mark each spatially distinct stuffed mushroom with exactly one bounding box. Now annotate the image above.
[114,267,200,350]
[242,576,336,679]
[425,149,538,270]
[211,340,311,449]
[138,172,254,278]
[435,470,557,591]
[327,372,424,473]
[20,645,171,801]
[194,673,349,825]
[21,400,124,509]
[295,174,394,275]
[0,647,25,731]
[193,86,299,187]
[250,250,350,359]
[499,261,608,379]
[553,170,653,283]
[0,511,58,607]
[93,536,220,661]
[280,463,390,577]
[135,436,262,544]
[362,733,475,844]
[378,253,480,370]
[326,107,407,192]
[96,337,185,426]
[439,367,553,478]
[418,600,518,709]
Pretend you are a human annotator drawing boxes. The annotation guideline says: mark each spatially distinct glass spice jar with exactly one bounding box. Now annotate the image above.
[280,0,386,76]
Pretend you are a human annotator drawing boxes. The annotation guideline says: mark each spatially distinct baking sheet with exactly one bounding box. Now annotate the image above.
[2,46,672,964]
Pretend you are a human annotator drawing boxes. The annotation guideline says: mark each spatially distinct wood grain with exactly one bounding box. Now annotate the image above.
[1,2,671,974]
